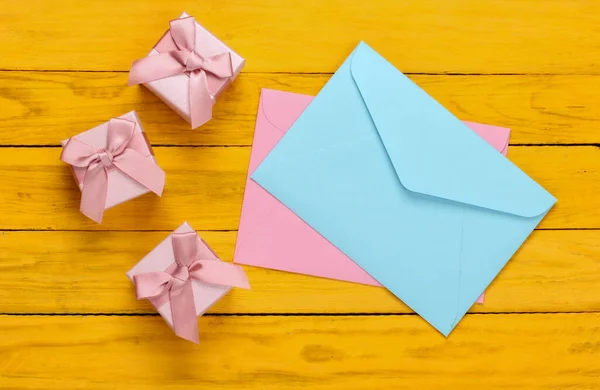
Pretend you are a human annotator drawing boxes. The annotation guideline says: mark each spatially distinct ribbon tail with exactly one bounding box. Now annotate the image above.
[80,164,108,223]
[113,149,166,196]
[170,281,200,343]
[128,52,187,85]
[191,260,251,289]
[189,70,214,128]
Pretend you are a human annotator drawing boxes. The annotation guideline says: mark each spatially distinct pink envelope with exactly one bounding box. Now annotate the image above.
[234,89,511,303]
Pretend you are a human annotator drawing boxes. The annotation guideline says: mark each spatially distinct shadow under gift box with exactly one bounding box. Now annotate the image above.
[135,12,245,128]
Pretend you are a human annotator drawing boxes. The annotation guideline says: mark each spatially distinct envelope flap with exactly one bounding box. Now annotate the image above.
[349,43,556,218]
[261,88,314,133]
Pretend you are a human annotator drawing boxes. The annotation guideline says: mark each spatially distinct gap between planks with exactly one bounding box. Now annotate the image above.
[1,228,598,232]
[6,69,600,76]
[0,312,598,317]
[1,144,599,148]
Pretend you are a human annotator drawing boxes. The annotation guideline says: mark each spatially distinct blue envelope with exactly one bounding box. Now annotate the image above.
[252,42,556,335]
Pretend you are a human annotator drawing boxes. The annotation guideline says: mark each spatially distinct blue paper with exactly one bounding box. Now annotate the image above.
[252,42,556,335]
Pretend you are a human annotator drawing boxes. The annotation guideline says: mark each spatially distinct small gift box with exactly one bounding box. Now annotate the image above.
[60,111,166,223]
[128,12,245,129]
[126,222,250,343]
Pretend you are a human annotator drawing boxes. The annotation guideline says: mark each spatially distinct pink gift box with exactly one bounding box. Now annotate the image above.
[61,111,164,220]
[127,222,248,341]
[135,12,245,128]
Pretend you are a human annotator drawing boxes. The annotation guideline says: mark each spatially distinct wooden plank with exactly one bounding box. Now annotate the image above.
[2,71,600,146]
[0,146,596,230]
[0,230,598,314]
[1,0,599,74]
[1,314,599,389]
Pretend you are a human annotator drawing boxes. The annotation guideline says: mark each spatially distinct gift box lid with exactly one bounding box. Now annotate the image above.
[60,111,160,210]
[126,222,231,327]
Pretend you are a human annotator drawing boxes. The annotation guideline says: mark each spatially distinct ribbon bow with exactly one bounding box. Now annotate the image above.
[133,232,250,343]
[60,118,166,223]
[128,16,234,128]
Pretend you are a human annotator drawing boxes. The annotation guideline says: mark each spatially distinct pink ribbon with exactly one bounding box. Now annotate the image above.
[128,16,234,128]
[133,232,250,343]
[60,118,166,223]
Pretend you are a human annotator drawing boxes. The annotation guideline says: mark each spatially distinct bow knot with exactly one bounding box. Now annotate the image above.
[184,50,205,72]
[60,118,166,223]
[97,149,114,168]
[128,16,234,128]
[171,264,190,282]
[132,231,250,343]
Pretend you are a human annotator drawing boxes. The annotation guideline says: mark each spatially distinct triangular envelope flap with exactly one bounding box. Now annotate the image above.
[349,42,556,218]
[261,89,314,132]
[248,89,315,175]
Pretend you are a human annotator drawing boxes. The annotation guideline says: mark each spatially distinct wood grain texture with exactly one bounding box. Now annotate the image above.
[0,146,596,230]
[1,0,599,387]
[0,230,599,314]
[3,71,600,146]
[1,0,599,74]
[1,314,600,389]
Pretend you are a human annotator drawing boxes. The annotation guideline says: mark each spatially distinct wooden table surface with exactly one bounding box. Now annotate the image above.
[1,1,599,388]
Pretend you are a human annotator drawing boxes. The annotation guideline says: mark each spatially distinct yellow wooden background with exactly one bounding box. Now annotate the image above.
[1,0,600,388]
